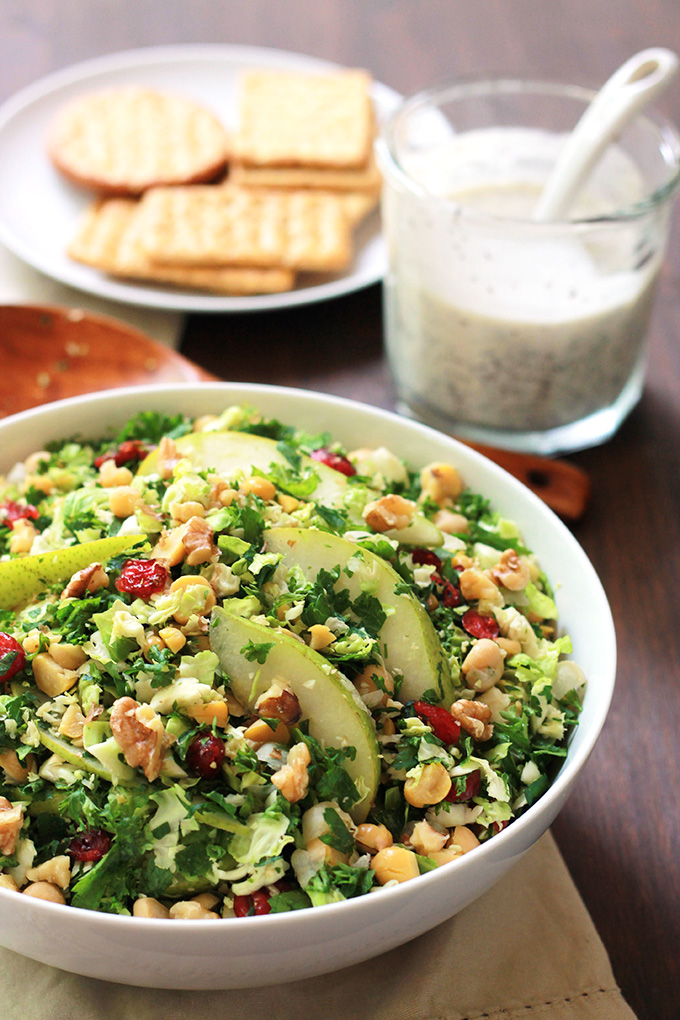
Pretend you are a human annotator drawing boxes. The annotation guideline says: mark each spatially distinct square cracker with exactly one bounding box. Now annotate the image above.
[137,186,353,272]
[236,69,374,169]
[67,198,295,294]
[228,147,382,192]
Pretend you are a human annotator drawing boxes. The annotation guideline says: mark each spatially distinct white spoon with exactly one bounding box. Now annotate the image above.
[533,47,679,221]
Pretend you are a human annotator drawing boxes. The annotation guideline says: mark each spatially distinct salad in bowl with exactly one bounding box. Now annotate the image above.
[0,383,614,988]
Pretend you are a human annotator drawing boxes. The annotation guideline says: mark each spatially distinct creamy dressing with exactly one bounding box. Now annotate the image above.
[383,128,665,435]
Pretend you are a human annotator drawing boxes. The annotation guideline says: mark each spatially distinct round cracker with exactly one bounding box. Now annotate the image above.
[48,87,229,195]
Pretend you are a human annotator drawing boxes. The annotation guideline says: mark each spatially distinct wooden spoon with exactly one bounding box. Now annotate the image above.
[0,304,590,520]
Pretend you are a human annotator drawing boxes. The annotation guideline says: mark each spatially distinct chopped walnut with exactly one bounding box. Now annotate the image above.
[156,436,181,480]
[255,681,302,726]
[363,493,417,533]
[450,699,494,741]
[491,549,531,591]
[0,797,24,856]
[61,562,109,599]
[272,742,311,803]
[109,697,167,781]
[181,517,218,566]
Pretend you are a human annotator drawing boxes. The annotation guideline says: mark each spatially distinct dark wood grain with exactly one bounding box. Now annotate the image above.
[1,4,679,1018]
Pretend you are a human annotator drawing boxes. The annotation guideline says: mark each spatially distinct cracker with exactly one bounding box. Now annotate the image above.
[236,69,373,169]
[48,88,230,196]
[67,198,295,294]
[228,147,381,192]
[137,186,353,272]
[337,191,380,226]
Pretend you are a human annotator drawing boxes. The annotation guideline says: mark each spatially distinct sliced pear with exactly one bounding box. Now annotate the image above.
[264,527,454,706]
[210,605,380,822]
[0,534,147,610]
[37,726,137,786]
[138,431,347,505]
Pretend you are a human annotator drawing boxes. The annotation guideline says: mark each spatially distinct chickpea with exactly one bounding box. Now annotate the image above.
[461,638,506,693]
[244,718,290,745]
[308,624,336,651]
[458,568,503,605]
[23,881,65,904]
[109,485,141,518]
[353,663,394,706]
[169,900,220,920]
[48,642,87,671]
[171,500,206,523]
[429,847,462,867]
[371,846,420,885]
[449,825,480,855]
[158,626,187,654]
[433,508,468,534]
[32,653,78,697]
[355,823,394,855]
[419,462,463,505]
[8,519,37,555]
[495,637,522,657]
[404,762,452,808]
[306,836,349,867]
[133,896,171,918]
[187,700,231,729]
[239,476,276,502]
[0,873,19,891]
[277,493,300,513]
[98,459,134,488]
[169,575,216,624]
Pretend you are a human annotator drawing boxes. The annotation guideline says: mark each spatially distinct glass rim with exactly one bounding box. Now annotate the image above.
[376,75,680,227]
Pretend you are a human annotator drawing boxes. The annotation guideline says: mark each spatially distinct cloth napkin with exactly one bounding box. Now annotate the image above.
[0,242,184,349]
[0,831,636,1020]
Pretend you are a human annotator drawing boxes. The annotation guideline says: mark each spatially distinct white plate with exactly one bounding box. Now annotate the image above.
[0,45,401,313]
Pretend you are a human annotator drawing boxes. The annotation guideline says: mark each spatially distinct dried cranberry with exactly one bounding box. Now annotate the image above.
[413,701,461,745]
[186,731,226,779]
[462,609,500,640]
[0,633,25,682]
[439,581,462,608]
[0,500,39,529]
[445,769,482,803]
[233,889,272,917]
[67,828,112,863]
[411,548,442,569]
[310,448,356,477]
[492,820,509,836]
[94,439,148,469]
[115,559,168,600]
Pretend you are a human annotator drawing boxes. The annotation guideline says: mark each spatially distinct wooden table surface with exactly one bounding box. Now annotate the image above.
[1,3,679,1018]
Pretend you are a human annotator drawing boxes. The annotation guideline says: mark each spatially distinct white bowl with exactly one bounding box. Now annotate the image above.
[0,382,616,989]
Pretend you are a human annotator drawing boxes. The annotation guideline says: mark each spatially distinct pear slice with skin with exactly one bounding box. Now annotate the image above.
[37,725,137,786]
[0,534,147,610]
[210,605,380,822]
[138,431,348,506]
[264,527,454,706]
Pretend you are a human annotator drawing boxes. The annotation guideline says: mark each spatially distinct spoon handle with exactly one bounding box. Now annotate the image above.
[457,439,591,521]
[534,47,679,222]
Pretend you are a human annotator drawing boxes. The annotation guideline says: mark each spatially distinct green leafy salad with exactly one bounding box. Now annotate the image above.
[0,405,586,918]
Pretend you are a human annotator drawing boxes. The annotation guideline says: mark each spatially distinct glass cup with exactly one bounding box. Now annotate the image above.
[376,78,680,454]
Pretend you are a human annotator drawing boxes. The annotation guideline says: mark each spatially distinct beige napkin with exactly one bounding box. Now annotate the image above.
[0,831,636,1020]
[0,241,183,349]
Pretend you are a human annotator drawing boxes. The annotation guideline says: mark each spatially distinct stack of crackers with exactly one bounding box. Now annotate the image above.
[52,69,380,296]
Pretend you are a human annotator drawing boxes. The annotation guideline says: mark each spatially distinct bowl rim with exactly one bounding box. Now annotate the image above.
[0,381,616,930]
